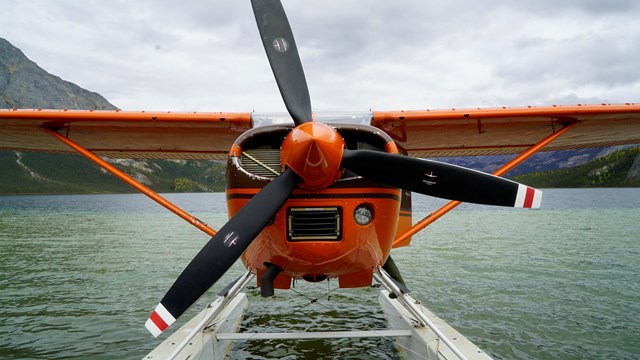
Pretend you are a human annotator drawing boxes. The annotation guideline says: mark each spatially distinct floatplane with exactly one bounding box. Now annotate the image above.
[2,1,640,359]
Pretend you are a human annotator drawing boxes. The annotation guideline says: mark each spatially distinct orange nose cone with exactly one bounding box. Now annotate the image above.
[281,122,345,190]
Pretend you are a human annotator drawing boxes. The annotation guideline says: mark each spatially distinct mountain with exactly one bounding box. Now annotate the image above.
[513,147,640,188]
[0,38,115,110]
[0,151,226,194]
[431,147,623,177]
[0,38,224,194]
[1,37,637,194]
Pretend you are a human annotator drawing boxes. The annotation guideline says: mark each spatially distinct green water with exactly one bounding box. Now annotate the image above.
[0,189,638,359]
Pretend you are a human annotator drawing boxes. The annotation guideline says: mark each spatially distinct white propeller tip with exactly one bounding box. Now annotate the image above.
[145,303,176,337]
[515,185,542,208]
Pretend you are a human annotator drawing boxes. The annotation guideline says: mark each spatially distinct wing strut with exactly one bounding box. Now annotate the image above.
[42,127,217,237]
[392,121,579,248]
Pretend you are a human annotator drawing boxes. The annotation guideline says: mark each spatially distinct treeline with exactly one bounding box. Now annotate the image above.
[3,147,639,194]
[513,147,640,188]
[0,151,227,194]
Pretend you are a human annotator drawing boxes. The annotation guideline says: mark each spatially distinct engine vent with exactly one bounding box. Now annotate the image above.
[240,149,282,178]
[287,207,342,241]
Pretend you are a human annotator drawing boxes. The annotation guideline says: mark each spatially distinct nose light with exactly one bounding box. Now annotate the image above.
[354,204,373,226]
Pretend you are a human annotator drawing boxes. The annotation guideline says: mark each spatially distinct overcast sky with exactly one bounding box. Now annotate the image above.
[3,0,639,113]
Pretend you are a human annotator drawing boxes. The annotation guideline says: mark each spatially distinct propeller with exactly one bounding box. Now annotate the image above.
[146,0,542,337]
[145,168,299,336]
[146,0,313,337]
[251,0,312,125]
[341,150,542,208]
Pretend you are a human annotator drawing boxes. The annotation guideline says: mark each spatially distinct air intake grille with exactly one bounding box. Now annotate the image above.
[287,207,342,241]
[240,149,281,178]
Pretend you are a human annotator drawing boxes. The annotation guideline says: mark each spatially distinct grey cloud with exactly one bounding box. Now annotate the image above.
[2,0,638,111]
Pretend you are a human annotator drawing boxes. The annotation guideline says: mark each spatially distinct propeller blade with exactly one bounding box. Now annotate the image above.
[251,0,312,125]
[145,168,299,337]
[341,150,542,208]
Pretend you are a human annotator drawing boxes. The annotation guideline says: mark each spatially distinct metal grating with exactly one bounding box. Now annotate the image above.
[287,207,342,241]
[240,149,282,178]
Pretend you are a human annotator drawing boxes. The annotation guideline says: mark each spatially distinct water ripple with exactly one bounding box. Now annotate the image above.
[1,190,639,359]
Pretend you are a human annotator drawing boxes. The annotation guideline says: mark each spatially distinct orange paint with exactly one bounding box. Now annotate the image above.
[280,122,345,190]
[384,140,399,154]
[228,186,401,285]
[373,104,640,123]
[229,143,242,157]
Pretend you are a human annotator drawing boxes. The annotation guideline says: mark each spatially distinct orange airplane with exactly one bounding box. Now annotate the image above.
[1,0,639,343]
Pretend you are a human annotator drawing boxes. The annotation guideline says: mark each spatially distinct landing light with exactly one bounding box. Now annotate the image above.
[354,204,373,226]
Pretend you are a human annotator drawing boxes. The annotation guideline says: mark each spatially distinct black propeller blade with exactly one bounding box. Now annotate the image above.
[341,149,541,208]
[145,169,299,337]
[251,0,312,125]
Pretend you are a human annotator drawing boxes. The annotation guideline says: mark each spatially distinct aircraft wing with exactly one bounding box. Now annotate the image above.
[372,104,640,157]
[0,109,252,160]
[1,104,639,160]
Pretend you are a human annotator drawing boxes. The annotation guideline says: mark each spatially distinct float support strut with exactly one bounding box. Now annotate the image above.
[43,127,217,237]
[393,121,578,247]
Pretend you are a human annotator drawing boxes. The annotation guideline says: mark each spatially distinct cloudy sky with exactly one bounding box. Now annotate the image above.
[3,0,639,113]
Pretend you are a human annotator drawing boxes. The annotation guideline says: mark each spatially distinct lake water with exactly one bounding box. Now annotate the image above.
[0,189,638,359]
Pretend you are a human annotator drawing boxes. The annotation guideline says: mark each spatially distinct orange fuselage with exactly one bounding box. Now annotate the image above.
[225,123,411,289]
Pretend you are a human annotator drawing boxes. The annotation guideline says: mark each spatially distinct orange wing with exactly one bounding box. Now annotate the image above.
[0,109,252,160]
[1,104,639,160]
[372,103,640,157]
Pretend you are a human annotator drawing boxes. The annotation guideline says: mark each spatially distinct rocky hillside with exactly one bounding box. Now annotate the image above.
[0,151,226,194]
[432,147,621,177]
[513,147,640,188]
[1,37,638,194]
[0,38,224,194]
[0,38,114,110]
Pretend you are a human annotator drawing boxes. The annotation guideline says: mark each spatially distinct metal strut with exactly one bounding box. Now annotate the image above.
[374,269,470,360]
[393,121,579,247]
[42,126,218,237]
[167,271,255,360]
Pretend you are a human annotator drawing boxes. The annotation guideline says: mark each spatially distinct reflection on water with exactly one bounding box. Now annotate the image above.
[1,189,639,359]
